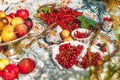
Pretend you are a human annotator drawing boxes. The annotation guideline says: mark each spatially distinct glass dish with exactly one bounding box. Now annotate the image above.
[71,28,93,44]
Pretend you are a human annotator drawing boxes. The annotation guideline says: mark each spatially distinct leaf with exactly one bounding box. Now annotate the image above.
[42,6,49,14]
[81,20,89,29]
[86,18,95,28]
[77,15,89,28]
[77,15,95,29]
[77,15,86,21]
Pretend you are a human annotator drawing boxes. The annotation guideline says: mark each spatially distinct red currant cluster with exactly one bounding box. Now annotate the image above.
[55,43,84,69]
[40,7,83,32]
[74,30,88,38]
[80,50,102,69]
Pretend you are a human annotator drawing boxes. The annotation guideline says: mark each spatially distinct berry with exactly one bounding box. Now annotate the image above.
[80,50,103,69]
[74,30,88,38]
[55,43,84,69]
[40,7,83,32]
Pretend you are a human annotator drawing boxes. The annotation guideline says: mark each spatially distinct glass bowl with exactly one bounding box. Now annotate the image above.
[0,2,35,56]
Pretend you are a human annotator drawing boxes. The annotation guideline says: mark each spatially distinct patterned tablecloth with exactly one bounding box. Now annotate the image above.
[0,0,120,80]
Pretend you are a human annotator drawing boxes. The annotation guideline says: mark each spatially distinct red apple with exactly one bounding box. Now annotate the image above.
[14,23,28,38]
[1,64,19,80]
[16,9,29,19]
[0,71,1,76]
[24,18,33,30]
[0,47,4,53]
[18,58,35,74]
[8,13,16,18]
[5,16,12,24]
[0,17,9,25]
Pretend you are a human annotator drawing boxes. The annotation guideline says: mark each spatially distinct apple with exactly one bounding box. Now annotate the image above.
[14,23,28,38]
[0,36,2,43]
[2,25,14,31]
[11,17,24,27]
[0,71,1,76]
[1,29,17,42]
[16,9,29,19]
[0,46,4,53]
[0,17,9,25]
[2,25,16,42]
[1,64,19,80]
[8,12,16,18]
[60,30,70,39]
[0,21,4,31]
[0,58,10,71]
[18,58,35,74]
[63,36,73,42]
[0,11,6,18]
[24,18,33,30]
[5,16,12,24]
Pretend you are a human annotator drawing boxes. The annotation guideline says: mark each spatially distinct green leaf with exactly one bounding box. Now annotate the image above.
[77,15,95,29]
[86,19,95,27]
[77,15,86,21]
[81,20,89,29]
[77,15,88,28]
[42,6,49,14]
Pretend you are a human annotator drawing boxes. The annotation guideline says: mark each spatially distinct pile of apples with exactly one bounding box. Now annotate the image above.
[0,58,35,80]
[0,9,33,43]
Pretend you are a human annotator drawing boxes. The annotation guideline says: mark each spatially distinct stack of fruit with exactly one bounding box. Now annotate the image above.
[0,58,35,80]
[0,9,33,43]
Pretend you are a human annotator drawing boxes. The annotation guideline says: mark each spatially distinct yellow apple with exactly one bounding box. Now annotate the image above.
[0,20,4,31]
[0,36,2,43]
[11,17,24,27]
[1,29,17,42]
[0,11,6,18]
[60,30,70,39]
[2,25,14,31]
[63,36,74,42]
[0,58,10,71]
